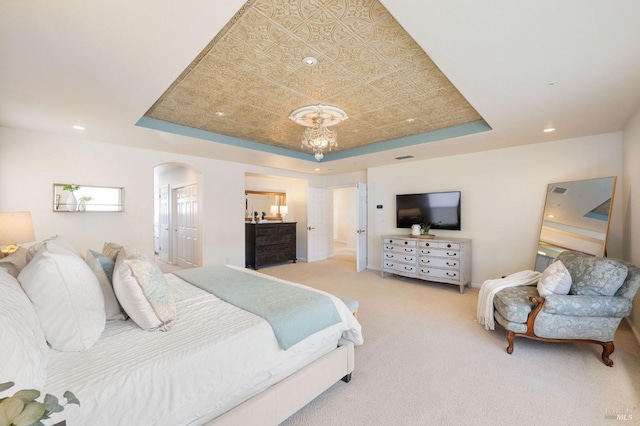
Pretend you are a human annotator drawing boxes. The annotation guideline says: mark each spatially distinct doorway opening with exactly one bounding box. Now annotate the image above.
[154,163,202,272]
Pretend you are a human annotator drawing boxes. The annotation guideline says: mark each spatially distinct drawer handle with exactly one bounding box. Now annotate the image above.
[423,269,430,273]
[425,242,430,247]
[404,241,409,245]
[389,240,393,243]
[404,266,413,271]
[446,261,458,266]
[385,254,394,258]
[446,252,457,257]
[404,257,412,261]
[404,248,412,252]
[386,262,394,267]
[447,244,452,248]
[446,272,458,277]
[423,259,430,264]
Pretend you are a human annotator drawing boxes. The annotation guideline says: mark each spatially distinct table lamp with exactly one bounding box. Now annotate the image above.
[280,205,288,223]
[0,211,36,256]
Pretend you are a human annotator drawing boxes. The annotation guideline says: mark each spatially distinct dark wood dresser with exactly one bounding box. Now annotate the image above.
[245,222,297,269]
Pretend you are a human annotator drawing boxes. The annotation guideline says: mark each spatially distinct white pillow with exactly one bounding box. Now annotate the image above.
[0,269,48,391]
[18,250,106,351]
[537,260,572,296]
[113,247,176,331]
[26,235,82,263]
[86,249,126,320]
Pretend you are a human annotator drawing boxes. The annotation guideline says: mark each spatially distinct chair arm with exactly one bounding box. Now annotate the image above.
[541,294,632,317]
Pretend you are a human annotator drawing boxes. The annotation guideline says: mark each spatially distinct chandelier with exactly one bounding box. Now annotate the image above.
[289,105,348,161]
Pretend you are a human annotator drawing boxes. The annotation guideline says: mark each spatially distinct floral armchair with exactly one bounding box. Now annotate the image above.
[493,250,640,366]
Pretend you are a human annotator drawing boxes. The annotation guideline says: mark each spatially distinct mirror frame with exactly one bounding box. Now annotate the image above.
[534,176,616,270]
[245,190,287,221]
[53,183,125,212]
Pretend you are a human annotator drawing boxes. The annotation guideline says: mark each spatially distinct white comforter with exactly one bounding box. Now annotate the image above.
[44,270,362,426]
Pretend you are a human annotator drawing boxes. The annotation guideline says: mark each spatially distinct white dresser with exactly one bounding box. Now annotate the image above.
[381,235,472,293]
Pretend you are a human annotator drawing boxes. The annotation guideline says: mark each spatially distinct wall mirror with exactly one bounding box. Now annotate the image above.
[53,184,124,212]
[245,191,286,220]
[534,176,616,271]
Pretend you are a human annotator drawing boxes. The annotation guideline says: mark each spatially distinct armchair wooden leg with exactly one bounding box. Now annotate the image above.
[506,331,515,354]
[601,342,615,367]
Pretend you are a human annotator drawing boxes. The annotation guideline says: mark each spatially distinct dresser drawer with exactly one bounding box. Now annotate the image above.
[383,238,416,247]
[384,244,417,255]
[256,234,295,246]
[419,248,460,259]
[383,252,416,263]
[418,256,459,269]
[419,241,461,250]
[418,267,461,283]
[383,261,417,275]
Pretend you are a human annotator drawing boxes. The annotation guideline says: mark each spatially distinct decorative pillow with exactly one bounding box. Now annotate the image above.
[0,269,48,391]
[86,249,126,320]
[0,246,28,277]
[102,242,123,261]
[18,250,106,351]
[113,246,176,331]
[537,260,572,297]
[26,235,82,263]
[561,254,629,296]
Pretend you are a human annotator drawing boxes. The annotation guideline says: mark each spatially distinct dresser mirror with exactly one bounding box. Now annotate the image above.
[53,183,124,212]
[534,176,616,271]
[245,190,287,220]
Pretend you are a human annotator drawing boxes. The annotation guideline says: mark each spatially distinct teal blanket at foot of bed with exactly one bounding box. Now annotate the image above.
[173,266,341,350]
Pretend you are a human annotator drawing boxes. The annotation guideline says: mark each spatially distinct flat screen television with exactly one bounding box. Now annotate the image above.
[396,191,461,230]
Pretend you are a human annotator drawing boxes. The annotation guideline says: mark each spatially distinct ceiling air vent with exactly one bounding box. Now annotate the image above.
[550,186,568,195]
[394,155,414,160]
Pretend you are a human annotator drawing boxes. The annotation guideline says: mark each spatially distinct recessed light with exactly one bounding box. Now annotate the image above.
[302,56,318,66]
[314,168,321,171]
[544,127,556,133]
[72,125,85,131]
[547,214,555,218]
[215,111,225,117]
[405,118,415,123]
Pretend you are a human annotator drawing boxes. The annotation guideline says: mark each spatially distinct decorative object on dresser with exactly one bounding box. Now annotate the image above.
[246,222,296,269]
[381,235,471,293]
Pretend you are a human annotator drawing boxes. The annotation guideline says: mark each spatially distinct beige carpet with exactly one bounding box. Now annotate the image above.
[258,254,640,426]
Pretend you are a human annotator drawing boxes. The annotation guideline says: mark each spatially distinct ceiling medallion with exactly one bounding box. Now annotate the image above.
[289,104,348,161]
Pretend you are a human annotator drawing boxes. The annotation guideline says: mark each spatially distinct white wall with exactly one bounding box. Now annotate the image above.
[367,133,624,285]
[622,104,640,340]
[0,127,317,267]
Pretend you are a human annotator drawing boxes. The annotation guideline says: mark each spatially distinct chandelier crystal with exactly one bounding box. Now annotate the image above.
[289,104,348,161]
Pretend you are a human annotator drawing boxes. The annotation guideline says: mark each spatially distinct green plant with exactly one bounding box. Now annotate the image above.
[62,184,80,192]
[420,223,431,234]
[0,382,79,426]
[78,196,93,202]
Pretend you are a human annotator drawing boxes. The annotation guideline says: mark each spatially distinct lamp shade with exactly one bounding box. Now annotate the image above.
[0,211,36,245]
[279,206,288,215]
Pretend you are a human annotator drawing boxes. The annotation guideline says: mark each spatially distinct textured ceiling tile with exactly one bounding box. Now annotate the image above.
[144,0,484,156]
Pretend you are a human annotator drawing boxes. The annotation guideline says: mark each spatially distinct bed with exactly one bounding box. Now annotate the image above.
[0,237,363,426]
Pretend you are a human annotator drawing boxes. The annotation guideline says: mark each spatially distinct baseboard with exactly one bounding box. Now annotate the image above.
[625,317,640,347]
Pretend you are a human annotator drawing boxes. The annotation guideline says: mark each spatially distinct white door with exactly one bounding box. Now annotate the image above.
[307,187,329,263]
[175,184,199,268]
[356,182,368,272]
[158,185,171,263]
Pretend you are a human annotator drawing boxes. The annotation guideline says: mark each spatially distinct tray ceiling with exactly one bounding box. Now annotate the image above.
[143,0,485,159]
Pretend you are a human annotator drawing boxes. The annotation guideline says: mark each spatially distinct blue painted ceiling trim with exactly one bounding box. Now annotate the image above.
[136,117,492,163]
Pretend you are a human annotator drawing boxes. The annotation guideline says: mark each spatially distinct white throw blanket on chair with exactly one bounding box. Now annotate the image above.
[476,270,542,331]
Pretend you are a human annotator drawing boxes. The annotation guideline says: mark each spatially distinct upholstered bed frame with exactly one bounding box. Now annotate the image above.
[210,339,354,425]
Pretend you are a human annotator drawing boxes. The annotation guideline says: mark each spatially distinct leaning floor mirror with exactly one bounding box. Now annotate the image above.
[534,176,616,271]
